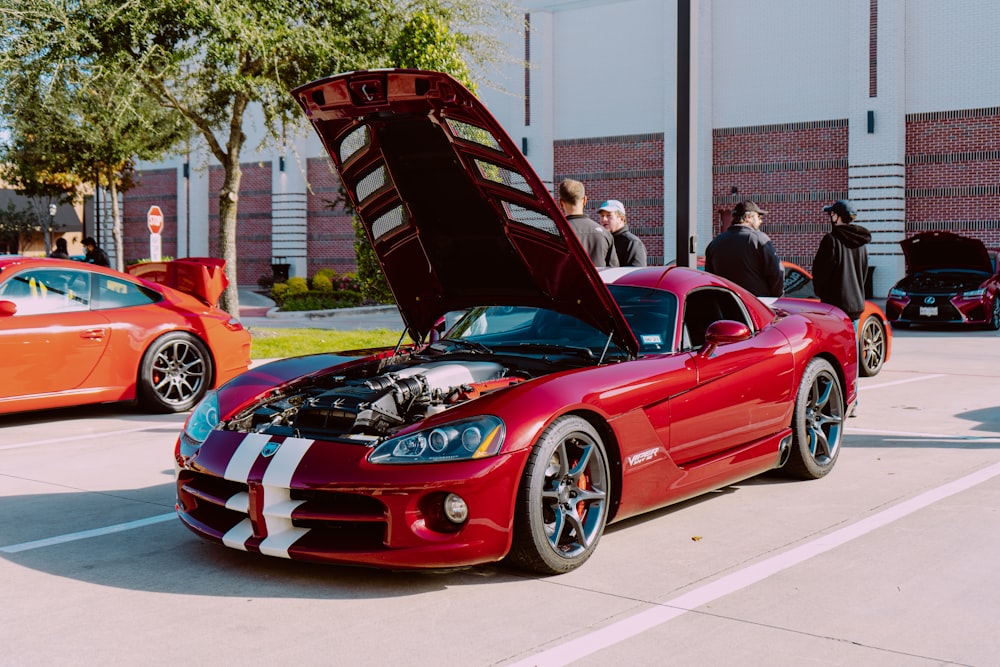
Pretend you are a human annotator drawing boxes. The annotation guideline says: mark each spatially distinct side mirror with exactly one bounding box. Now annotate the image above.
[0,300,17,317]
[699,320,752,356]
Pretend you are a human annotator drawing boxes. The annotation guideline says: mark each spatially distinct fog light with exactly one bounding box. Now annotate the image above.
[442,493,468,524]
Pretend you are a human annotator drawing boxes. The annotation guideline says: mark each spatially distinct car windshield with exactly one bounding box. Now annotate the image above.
[442,285,678,358]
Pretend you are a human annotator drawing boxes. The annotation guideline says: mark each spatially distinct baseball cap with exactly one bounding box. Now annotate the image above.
[823,200,856,220]
[733,201,768,217]
[598,200,625,215]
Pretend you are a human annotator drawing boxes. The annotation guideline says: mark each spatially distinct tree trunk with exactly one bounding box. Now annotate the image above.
[217,157,242,316]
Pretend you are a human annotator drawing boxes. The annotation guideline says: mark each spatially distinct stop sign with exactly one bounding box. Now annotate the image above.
[147,205,164,235]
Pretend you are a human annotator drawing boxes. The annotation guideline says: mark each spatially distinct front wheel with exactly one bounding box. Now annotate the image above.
[507,416,611,575]
[138,332,213,413]
[858,315,886,376]
[783,358,845,479]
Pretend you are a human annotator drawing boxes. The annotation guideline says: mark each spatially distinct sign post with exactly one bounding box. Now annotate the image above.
[147,205,164,261]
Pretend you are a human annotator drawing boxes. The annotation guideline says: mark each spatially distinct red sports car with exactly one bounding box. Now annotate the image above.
[174,69,858,575]
[0,256,251,414]
[885,231,1000,330]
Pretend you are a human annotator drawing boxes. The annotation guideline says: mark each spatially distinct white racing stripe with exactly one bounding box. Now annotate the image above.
[224,432,271,481]
[258,437,313,558]
[511,459,1000,667]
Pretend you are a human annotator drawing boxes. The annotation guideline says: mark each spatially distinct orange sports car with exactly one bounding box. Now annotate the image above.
[0,256,251,414]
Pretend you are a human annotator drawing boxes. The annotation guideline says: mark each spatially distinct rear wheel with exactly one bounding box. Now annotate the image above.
[507,416,610,575]
[138,332,213,413]
[858,315,886,376]
[783,358,845,479]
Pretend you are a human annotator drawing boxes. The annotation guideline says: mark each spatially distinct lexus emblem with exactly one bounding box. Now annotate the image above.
[924,296,936,305]
[261,441,281,458]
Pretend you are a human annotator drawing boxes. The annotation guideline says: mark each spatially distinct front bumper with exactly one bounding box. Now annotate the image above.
[176,430,527,569]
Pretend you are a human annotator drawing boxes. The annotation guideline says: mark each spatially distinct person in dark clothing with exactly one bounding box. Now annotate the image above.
[704,201,783,297]
[812,200,871,321]
[48,237,70,259]
[82,237,111,267]
[598,200,647,266]
[558,179,619,268]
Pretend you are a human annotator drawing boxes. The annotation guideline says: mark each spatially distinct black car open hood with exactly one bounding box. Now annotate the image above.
[900,231,993,275]
[293,69,638,355]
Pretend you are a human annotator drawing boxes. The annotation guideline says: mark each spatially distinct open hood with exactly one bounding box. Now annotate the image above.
[293,69,638,356]
[900,231,993,275]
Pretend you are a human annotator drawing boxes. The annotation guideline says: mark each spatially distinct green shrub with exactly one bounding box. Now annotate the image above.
[280,289,365,311]
[313,267,337,282]
[311,273,334,293]
[286,276,309,296]
[270,282,291,303]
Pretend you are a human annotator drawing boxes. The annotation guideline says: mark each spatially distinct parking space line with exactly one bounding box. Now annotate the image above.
[0,426,174,451]
[0,512,176,553]
[859,374,944,391]
[512,459,1000,667]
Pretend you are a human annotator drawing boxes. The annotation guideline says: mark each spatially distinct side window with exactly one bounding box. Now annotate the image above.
[92,275,158,310]
[682,288,751,350]
[0,268,90,315]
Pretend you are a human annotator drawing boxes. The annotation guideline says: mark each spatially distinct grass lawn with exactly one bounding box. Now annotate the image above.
[248,327,405,360]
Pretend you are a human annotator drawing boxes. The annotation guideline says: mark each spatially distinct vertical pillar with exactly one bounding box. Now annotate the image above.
[848,0,906,298]
[271,136,309,278]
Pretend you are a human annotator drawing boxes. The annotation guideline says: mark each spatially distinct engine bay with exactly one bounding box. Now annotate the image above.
[222,355,534,442]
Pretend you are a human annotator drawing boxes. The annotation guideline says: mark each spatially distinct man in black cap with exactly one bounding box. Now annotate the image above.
[812,199,871,323]
[704,201,783,297]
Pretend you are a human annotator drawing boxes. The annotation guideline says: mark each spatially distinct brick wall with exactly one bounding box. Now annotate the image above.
[306,157,357,276]
[207,163,273,285]
[906,107,1000,249]
[124,169,177,263]
[554,133,666,263]
[712,120,849,270]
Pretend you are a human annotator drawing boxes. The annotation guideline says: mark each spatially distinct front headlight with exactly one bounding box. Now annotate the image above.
[960,288,985,299]
[179,390,220,457]
[368,415,505,464]
[887,288,907,299]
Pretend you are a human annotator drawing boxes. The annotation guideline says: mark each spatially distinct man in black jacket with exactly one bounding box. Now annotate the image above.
[812,200,871,323]
[598,199,647,266]
[705,201,783,297]
[558,179,619,268]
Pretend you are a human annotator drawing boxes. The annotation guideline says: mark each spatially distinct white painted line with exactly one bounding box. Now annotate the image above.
[849,427,1000,442]
[0,512,176,554]
[512,459,1000,667]
[858,374,944,391]
[0,425,181,451]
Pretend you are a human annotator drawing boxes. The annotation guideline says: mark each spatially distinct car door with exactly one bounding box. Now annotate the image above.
[667,287,795,465]
[0,267,110,400]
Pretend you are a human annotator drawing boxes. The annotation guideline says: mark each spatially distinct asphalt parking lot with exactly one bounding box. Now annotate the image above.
[2,325,998,666]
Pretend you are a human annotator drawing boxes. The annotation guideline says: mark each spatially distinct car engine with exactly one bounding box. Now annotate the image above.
[225,360,521,441]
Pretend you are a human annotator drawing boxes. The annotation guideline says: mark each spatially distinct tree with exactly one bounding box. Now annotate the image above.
[0,59,186,270]
[0,201,39,254]
[1,0,512,315]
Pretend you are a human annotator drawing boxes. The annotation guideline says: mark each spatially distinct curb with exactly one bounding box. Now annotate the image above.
[265,304,400,319]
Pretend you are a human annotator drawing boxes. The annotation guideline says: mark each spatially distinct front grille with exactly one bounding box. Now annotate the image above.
[177,471,249,534]
[901,296,962,322]
[289,488,388,550]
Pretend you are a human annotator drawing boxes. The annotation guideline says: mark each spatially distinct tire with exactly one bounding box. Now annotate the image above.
[783,358,845,480]
[858,315,886,377]
[138,332,213,413]
[986,298,1000,331]
[507,416,611,575]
